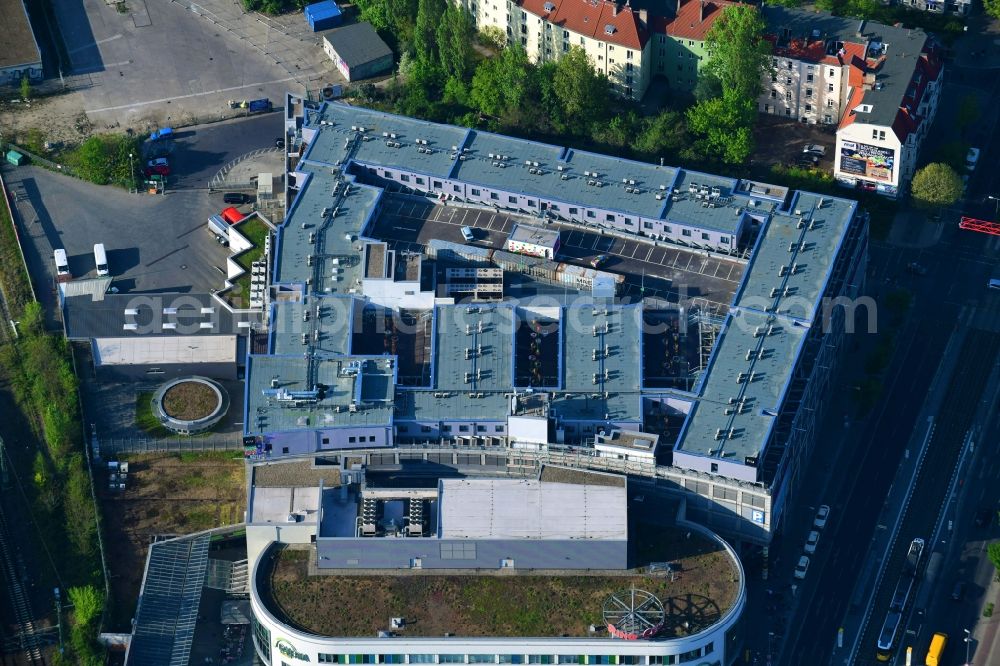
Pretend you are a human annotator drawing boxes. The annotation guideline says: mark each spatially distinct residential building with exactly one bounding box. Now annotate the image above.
[899,0,970,15]
[458,0,651,98]
[759,8,943,197]
[651,0,734,92]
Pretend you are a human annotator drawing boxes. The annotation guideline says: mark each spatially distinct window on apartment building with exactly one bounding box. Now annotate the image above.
[805,88,813,98]
[545,47,551,55]
[828,82,834,92]
[805,104,812,112]
[598,54,603,61]
[520,10,526,18]
[688,52,694,58]
[610,58,615,64]
[720,237,729,244]
[453,184,460,193]
[527,200,536,207]
[477,425,487,432]
[681,229,692,237]
[627,50,633,59]
[770,90,776,98]
[421,425,432,432]
[625,75,633,84]
[786,77,792,84]
[521,24,526,33]
[400,174,410,182]
[701,232,710,240]
[416,177,424,185]
[771,74,777,82]
[471,188,481,196]
[563,30,569,38]
[443,425,452,432]
[490,192,499,200]
[786,60,792,68]
[772,57,778,67]
[785,108,792,116]
[764,104,770,113]
[433,180,442,189]
[521,36,526,45]
[586,211,596,218]
[785,92,791,100]
[828,68,835,76]
[644,221,653,229]
[605,213,615,222]
[806,73,814,83]
[580,37,585,45]
[824,114,832,124]
[609,45,614,51]
[563,42,568,51]
[348,436,356,443]
[495,425,505,432]
[626,62,633,71]
[659,35,665,43]
[458,425,469,433]
[384,170,393,178]
[827,98,834,107]
[677,64,683,71]
[508,196,517,203]
[569,207,578,214]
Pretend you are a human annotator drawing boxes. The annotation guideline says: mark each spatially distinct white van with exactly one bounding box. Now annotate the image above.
[93,243,109,276]
[53,248,70,277]
[989,278,1000,290]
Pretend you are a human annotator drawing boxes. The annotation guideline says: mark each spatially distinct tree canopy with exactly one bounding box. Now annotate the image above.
[686,91,756,164]
[910,162,964,209]
[704,4,773,102]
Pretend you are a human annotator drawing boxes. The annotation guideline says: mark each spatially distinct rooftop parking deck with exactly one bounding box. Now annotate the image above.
[258,524,741,639]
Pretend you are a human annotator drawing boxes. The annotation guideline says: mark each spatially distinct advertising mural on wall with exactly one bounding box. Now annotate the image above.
[840,141,895,183]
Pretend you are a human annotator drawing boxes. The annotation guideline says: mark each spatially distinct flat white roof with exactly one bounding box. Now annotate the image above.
[94,335,237,365]
[438,478,627,541]
[250,486,321,524]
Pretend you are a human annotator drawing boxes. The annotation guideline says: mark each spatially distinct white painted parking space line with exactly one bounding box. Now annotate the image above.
[684,255,693,270]
[643,247,653,262]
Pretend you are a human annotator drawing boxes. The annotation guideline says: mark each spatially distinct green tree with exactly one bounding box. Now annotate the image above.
[989,542,1000,579]
[470,46,531,118]
[910,162,963,208]
[414,0,447,70]
[956,94,979,134]
[478,25,507,51]
[634,110,687,158]
[986,0,1000,19]
[693,71,722,102]
[703,4,772,103]
[68,586,104,628]
[20,76,31,100]
[436,5,475,80]
[354,0,392,32]
[551,47,610,131]
[687,91,755,164]
[933,140,969,173]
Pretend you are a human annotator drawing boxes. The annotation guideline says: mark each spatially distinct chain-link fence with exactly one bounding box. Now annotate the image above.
[99,434,244,456]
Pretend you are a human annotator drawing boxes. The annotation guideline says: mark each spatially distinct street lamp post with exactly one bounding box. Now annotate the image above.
[964,628,972,666]
[129,152,135,193]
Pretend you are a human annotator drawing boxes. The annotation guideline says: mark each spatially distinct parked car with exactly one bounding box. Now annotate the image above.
[797,154,820,168]
[794,555,810,579]
[952,581,966,601]
[906,262,927,276]
[966,147,981,171]
[590,254,610,268]
[974,507,994,528]
[275,137,286,149]
[144,165,170,177]
[147,157,169,168]
[223,192,252,205]
[150,127,174,141]
[814,505,830,529]
[803,144,827,157]
[804,530,820,554]
[461,226,476,242]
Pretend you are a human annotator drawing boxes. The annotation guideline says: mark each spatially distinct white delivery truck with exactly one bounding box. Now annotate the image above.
[207,215,229,245]
[93,243,109,276]
[53,249,70,277]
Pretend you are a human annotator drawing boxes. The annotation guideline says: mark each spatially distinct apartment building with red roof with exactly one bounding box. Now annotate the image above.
[759,7,942,198]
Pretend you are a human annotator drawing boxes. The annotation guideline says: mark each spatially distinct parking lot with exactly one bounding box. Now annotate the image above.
[371,196,743,306]
[53,0,343,130]
[753,116,837,171]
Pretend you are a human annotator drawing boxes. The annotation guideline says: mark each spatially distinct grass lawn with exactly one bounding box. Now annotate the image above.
[264,525,739,639]
[135,391,171,438]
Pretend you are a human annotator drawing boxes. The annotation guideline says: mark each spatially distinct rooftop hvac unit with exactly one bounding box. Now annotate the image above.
[301,333,308,344]
[382,132,389,137]
[303,310,310,322]
[656,194,664,200]
[557,165,564,171]
[533,161,539,167]
[561,175,569,180]
[525,160,532,166]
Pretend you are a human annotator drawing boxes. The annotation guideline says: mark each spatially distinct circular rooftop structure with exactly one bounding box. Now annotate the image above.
[151,376,229,435]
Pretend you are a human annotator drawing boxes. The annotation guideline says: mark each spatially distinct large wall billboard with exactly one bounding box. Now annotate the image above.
[840,141,895,183]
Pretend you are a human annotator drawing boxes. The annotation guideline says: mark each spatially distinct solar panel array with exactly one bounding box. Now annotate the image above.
[127,534,211,666]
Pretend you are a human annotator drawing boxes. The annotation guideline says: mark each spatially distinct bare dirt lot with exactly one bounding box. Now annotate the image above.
[101,452,246,628]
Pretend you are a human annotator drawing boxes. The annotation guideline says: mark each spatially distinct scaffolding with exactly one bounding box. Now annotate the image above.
[689,299,728,379]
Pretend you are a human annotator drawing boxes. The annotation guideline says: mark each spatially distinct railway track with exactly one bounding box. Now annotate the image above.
[0,492,45,666]
[852,327,1000,665]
